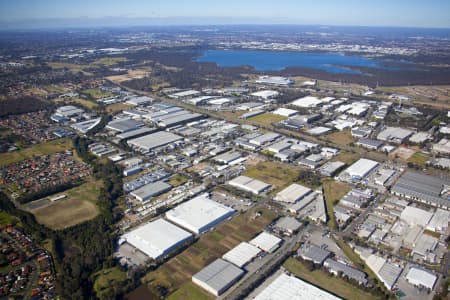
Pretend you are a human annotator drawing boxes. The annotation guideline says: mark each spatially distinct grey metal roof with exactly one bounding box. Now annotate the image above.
[159,112,203,127]
[130,180,172,201]
[391,171,449,206]
[320,161,345,176]
[324,258,367,285]
[213,151,242,164]
[357,138,383,148]
[117,127,156,140]
[107,118,144,133]
[297,243,331,265]
[378,262,402,289]
[193,258,244,293]
[274,216,302,232]
[127,131,183,151]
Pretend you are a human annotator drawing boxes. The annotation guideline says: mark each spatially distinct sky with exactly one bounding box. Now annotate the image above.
[0,0,449,28]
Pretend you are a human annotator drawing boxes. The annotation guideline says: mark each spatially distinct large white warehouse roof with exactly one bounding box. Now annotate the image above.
[291,96,322,108]
[400,206,433,227]
[250,231,282,253]
[222,242,261,268]
[228,175,271,195]
[274,183,312,204]
[254,272,341,300]
[127,131,183,152]
[342,158,379,179]
[121,218,192,260]
[406,267,437,290]
[192,258,244,296]
[165,193,235,234]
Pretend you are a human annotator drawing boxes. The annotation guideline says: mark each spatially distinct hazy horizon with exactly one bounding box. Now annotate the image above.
[1,0,450,29]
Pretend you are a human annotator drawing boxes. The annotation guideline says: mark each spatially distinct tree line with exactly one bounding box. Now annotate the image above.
[1,137,125,299]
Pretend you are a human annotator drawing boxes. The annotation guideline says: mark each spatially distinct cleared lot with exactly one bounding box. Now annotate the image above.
[28,179,102,230]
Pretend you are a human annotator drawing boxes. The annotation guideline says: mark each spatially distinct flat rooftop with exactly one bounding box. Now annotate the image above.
[130,180,172,201]
[250,231,282,253]
[228,175,272,195]
[254,272,341,300]
[274,183,312,204]
[192,258,244,296]
[223,242,261,268]
[391,171,449,207]
[121,218,192,260]
[165,193,235,234]
[127,131,183,151]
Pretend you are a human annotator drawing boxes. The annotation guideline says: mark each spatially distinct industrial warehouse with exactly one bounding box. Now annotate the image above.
[274,183,313,203]
[254,272,342,300]
[165,193,235,234]
[228,175,272,195]
[118,219,192,261]
[127,131,183,152]
[192,258,245,296]
[391,171,450,209]
[338,158,379,182]
[3,10,450,300]
[222,242,261,268]
[129,180,172,202]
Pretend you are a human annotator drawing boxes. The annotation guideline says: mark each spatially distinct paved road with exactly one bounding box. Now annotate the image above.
[113,83,387,163]
[222,227,306,300]
[337,194,384,238]
[0,232,40,299]
[442,251,450,276]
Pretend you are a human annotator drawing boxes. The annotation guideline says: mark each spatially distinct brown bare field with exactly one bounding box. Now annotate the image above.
[330,151,360,165]
[32,198,98,230]
[322,179,352,230]
[249,113,287,127]
[244,160,300,191]
[142,207,278,296]
[407,151,430,167]
[323,130,354,146]
[390,146,415,161]
[53,97,99,109]
[106,69,150,83]
[377,85,450,109]
[29,180,102,230]
[105,103,132,114]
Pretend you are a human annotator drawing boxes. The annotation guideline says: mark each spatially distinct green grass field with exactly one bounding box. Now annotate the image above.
[407,151,429,167]
[423,229,441,238]
[331,151,360,165]
[167,282,213,300]
[92,57,127,66]
[143,207,278,297]
[334,239,390,294]
[0,138,73,167]
[82,88,114,99]
[105,103,132,114]
[48,62,93,72]
[29,179,102,230]
[93,267,128,298]
[53,97,99,110]
[244,160,300,192]
[324,130,354,146]
[249,113,287,127]
[322,179,351,230]
[169,174,189,187]
[284,258,379,300]
[0,212,13,225]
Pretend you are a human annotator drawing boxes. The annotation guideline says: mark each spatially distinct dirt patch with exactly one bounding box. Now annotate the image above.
[107,69,150,83]
[390,146,415,160]
[31,198,99,230]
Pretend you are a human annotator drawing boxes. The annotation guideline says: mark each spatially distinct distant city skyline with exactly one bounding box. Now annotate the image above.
[0,0,450,29]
